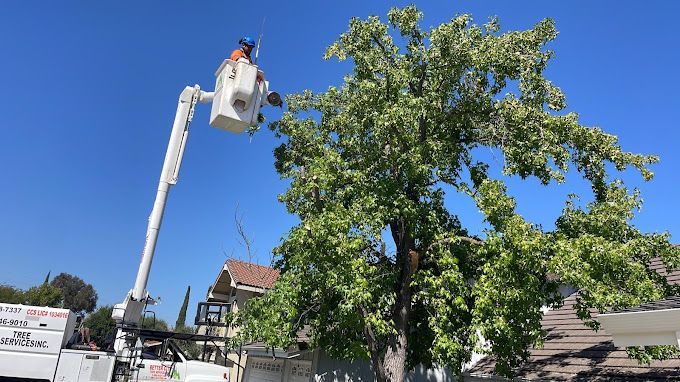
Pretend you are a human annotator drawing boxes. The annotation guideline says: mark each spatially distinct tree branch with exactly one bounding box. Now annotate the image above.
[234,206,255,262]
[292,303,320,331]
[358,304,386,378]
[425,235,483,255]
[362,242,392,265]
[370,33,396,68]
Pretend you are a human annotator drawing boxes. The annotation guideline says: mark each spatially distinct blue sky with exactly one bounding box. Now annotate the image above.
[2,1,679,324]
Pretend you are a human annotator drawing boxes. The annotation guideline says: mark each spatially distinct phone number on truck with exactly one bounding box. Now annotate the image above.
[0,306,22,313]
[0,319,29,327]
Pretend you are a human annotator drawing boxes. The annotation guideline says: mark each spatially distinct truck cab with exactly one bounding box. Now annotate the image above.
[125,329,232,382]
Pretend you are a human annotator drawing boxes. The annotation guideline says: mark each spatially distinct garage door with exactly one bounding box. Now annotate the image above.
[245,358,283,382]
[286,360,311,382]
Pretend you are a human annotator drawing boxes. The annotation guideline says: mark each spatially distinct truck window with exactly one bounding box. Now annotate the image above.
[171,339,196,361]
[163,342,182,362]
[142,340,163,360]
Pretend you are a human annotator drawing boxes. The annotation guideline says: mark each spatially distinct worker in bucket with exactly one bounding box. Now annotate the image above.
[231,36,256,63]
[231,36,264,82]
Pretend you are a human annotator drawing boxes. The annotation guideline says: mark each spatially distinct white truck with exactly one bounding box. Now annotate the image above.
[0,303,230,382]
[0,58,280,382]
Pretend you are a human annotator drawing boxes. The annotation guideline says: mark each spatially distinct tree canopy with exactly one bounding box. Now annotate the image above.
[0,284,25,304]
[0,273,98,315]
[51,273,98,314]
[235,6,679,381]
[83,305,116,346]
[23,283,63,307]
[141,315,170,331]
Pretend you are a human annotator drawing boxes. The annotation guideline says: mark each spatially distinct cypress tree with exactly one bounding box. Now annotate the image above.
[175,286,190,329]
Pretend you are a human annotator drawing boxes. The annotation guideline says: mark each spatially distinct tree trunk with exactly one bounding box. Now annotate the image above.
[383,316,409,382]
[378,219,414,382]
[383,261,412,382]
[359,305,388,382]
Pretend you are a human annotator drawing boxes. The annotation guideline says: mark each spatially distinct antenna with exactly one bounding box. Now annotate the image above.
[254,17,266,65]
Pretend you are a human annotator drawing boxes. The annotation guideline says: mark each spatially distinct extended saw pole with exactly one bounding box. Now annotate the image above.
[254,17,266,65]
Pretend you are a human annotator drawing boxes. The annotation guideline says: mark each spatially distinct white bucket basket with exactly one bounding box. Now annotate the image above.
[209,59,269,134]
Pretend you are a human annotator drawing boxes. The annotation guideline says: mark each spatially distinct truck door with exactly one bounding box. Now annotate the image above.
[136,339,187,382]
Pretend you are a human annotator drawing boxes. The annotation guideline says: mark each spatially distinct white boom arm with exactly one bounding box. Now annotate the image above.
[112,86,213,329]
[132,85,213,302]
[111,60,280,361]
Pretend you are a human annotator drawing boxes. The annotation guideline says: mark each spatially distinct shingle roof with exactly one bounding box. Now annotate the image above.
[649,256,680,285]
[226,259,279,290]
[468,257,680,381]
[613,296,680,314]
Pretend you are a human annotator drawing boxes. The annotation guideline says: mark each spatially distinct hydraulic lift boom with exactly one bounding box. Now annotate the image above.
[110,59,280,364]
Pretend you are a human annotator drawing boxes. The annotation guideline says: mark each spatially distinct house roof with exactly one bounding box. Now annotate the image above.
[226,259,279,290]
[468,258,680,381]
[612,296,680,314]
[649,256,680,284]
[605,256,680,315]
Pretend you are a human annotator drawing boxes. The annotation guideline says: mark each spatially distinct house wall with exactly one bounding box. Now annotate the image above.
[407,365,456,382]
[313,349,374,382]
[226,288,259,382]
[198,283,261,382]
[312,349,456,382]
[227,289,257,338]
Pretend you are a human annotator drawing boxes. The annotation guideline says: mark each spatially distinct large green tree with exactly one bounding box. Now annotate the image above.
[141,316,170,331]
[236,7,679,381]
[51,273,98,314]
[0,284,25,304]
[23,284,62,307]
[83,305,116,346]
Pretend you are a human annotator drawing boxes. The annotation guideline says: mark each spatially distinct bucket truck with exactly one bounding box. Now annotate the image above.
[0,59,281,382]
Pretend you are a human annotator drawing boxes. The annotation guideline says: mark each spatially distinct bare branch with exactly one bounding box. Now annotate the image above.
[221,244,235,261]
[292,303,320,330]
[233,206,280,289]
[234,205,255,263]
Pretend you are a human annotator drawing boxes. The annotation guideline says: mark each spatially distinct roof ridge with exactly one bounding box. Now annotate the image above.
[225,258,280,290]
[226,258,276,270]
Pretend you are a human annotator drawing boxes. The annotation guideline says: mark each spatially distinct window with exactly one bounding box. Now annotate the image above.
[140,338,184,362]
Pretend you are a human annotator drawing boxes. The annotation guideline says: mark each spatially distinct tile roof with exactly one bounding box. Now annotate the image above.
[468,257,680,381]
[226,259,279,290]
